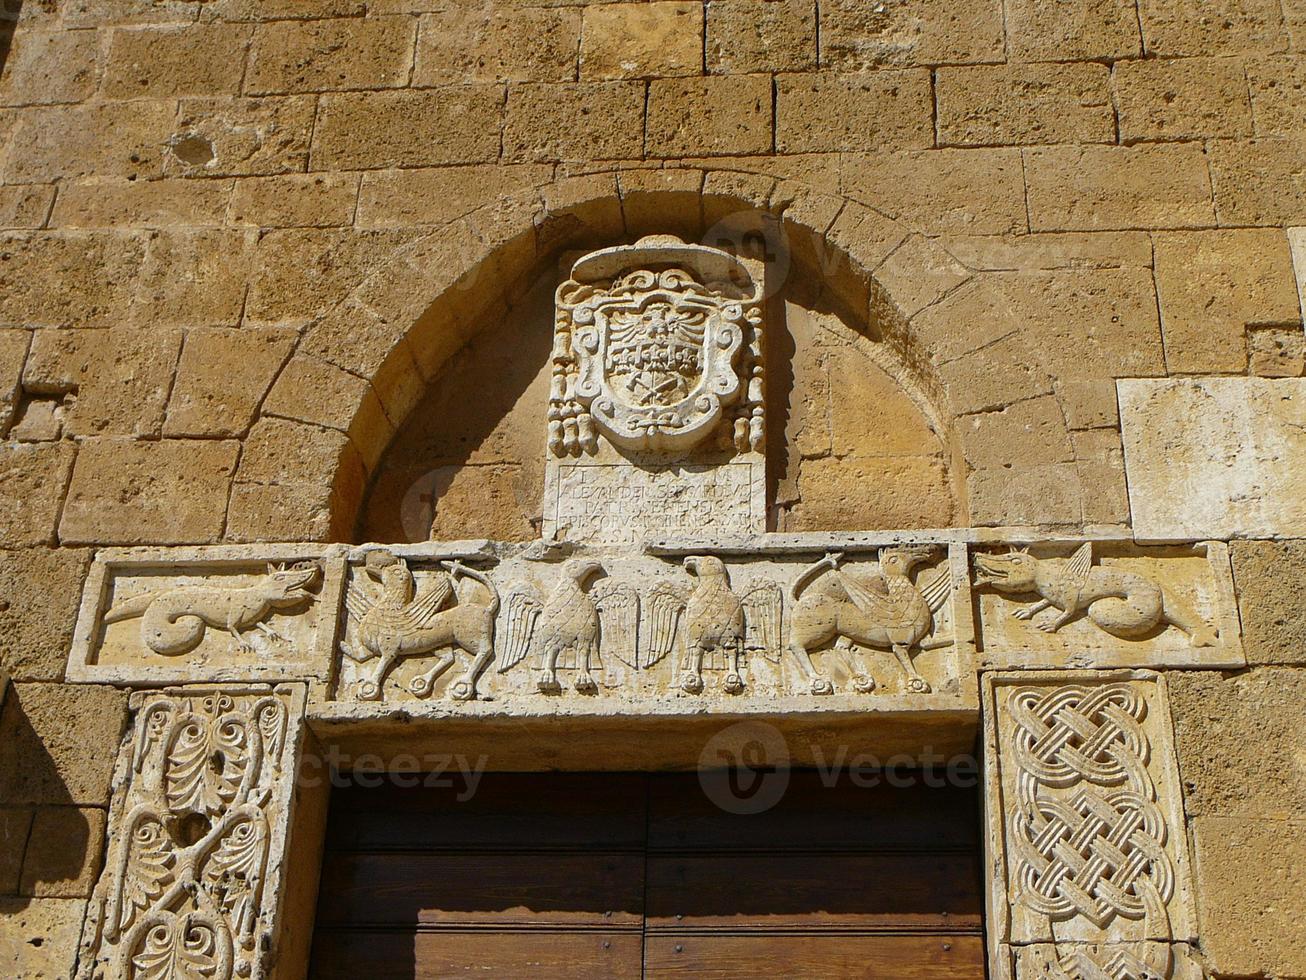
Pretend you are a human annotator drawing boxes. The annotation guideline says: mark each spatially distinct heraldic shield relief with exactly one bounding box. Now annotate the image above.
[550,235,766,456]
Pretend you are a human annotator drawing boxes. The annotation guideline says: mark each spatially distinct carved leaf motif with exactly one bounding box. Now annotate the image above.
[130,914,224,980]
[254,698,286,773]
[741,581,783,663]
[165,707,247,818]
[115,813,175,937]
[594,583,640,668]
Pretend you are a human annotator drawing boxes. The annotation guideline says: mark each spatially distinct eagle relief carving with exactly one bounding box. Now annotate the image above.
[549,235,765,457]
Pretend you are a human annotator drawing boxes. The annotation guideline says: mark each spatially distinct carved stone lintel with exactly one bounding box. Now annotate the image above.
[77,685,308,980]
[983,671,1197,980]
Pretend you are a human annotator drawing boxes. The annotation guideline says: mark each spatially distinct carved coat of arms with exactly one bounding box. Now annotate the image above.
[550,235,765,455]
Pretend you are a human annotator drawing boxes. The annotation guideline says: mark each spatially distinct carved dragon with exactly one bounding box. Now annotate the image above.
[788,547,949,695]
[973,543,1218,647]
[103,563,321,656]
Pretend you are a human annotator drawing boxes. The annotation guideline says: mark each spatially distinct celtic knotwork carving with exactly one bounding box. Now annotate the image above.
[79,688,299,980]
[1009,684,1175,937]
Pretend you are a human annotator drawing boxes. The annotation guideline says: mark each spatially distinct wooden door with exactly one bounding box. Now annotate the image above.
[309,771,985,978]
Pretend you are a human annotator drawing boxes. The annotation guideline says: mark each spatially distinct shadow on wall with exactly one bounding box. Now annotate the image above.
[0,0,22,77]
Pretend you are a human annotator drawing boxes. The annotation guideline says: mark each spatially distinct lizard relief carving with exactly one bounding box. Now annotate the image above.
[103,562,321,656]
[342,550,499,702]
[643,556,783,695]
[499,559,639,694]
[973,543,1218,648]
[788,547,950,695]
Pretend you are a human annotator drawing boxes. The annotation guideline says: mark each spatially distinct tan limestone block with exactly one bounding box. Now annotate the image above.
[102,22,251,99]
[646,75,772,158]
[0,329,29,436]
[1004,0,1142,61]
[3,100,174,183]
[1025,143,1215,231]
[133,228,258,327]
[579,1,703,79]
[936,63,1114,146]
[776,71,933,153]
[50,177,232,228]
[0,547,92,682]
[414,6,581,84]
[1169,667,1306,817]
[23,330,182,436]
[427,462,538,541]
[0,231,146,329]
[818,0,1004,68]
[967,461,1085,527]
[1191,815,1306,977]
[0,185,54,230]
[1077,455,1133,527]
[19,806,105,898]
[504,81,645,162]
[1247,324,1306,376]
[785,454,954,530]
[822,203,910,294]
[841,149,1026,236]
[1114,56,1254,141]
[356,165,552,228]
[0,682,128,805]
[168,96,317,177]
[262,354,394,471]
[0,897,86,978]
[203,0,364,18]
[936,332,1056,418]
[1247,56,1306,134]
[958,395,1075,472]
[939,232,1153,272]
[228,172,360,228]
[61,0,199,27]
[225,478,344,543]
[312,88,502,170]
[1231,540,1306,665]
[238,417,356,490]
[828,351,944,461]
[1208,137,1306,224]
[617,168,706,240]
[164,327,295,438]
[873,234,970,319]
[0,28,100,106]
[59,438,239,546]
[0,443,74,548]
[1121,378,1306,539]
[0,807,32,893]
[246,15,416,94]
[300,296,410,383]
[1153,229,1300,373]
[1139,0,1287,55]
[706,0,816,73]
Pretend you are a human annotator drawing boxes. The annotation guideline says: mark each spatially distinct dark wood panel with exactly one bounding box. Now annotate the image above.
[647,771,981,852]
[645,852,983,930]
[311,929,645,980]
[643,933,986,979]
[314,851,645,928]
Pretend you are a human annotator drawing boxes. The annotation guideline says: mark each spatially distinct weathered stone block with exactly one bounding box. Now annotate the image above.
[1231,540,1306,665]
[20,806,104,898]
[0,329,28,436]
[1208,137,1306,224]
[0,897,86,978]
[246,15,415,94]
[819,0,1004,68]
[1153,229,1300,373]
[1139,0,1287,55]
[967,461,1085,527]
[1121,378,1306,539]
[1114,56,1253,140]
[49,177,231,228]
[706,0,816,73]
[0,231,146,329]
[312,88,502,169]
[3,101,174,182]
[133,228,258,327]
[1024,144,1215,231]
[959,395,1075,471]
[1247,55,1306,135]
[164,327,296,438]
[579,1,703,79]
[504,82,645,162]
[414,5,580,84]
[0,807,31,894]
[646,75,773,158]
[59,438,239,546]
[168,96,316,177]
[262,354,394,469]
[0,29,100,106]
[245,229,401,327]
[228,172,360,228]
[225,479,342,543]
[937,63,1113,146]
[61,0,198,26]
[786,455,954,530]
[1004,0,1142,60]
[0,185,54,230]
[0,443,73,548]
[103,22,250,98]
[777,71,933,153]
[939,232,1154,273]
[0,547,92,682]
[356,164,550,228]
[24,329,182,438]
[0,682,127,805]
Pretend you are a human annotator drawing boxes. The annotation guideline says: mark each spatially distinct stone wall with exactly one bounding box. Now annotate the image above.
[0,1,1304,977]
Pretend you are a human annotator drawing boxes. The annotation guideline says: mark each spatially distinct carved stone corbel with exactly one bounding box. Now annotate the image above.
[76,685,310,980]
[983,671,1199,979]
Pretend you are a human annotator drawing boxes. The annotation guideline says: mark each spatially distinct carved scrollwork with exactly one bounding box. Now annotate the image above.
[79,687,302,980]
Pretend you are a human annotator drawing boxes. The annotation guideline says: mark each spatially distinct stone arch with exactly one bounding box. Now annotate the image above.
[230,168,1062,542]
